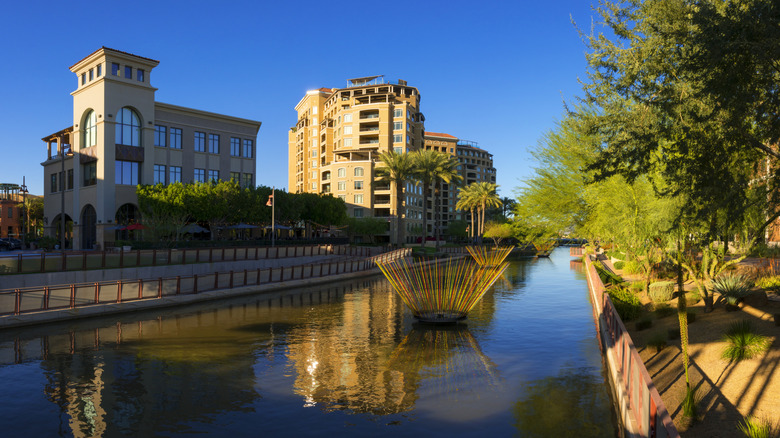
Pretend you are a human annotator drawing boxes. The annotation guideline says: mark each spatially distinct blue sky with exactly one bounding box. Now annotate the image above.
[0,0,597,198]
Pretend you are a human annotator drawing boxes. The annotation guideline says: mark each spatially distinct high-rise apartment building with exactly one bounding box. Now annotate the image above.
[289,76,425,243]
[424,132,496,233]
[42,47,261,250]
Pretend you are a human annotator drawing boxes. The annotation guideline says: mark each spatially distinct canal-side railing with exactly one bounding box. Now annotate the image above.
[0,248,412,317]
[570,246,584,257]
[583,255,678,438]
[0,244,374,275]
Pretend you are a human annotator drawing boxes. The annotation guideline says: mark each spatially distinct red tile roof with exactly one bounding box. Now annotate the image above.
[425,132,457,139]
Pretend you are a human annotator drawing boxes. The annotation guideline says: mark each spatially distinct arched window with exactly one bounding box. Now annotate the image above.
[115,107,141,146]
[83,110,97,148]
[354,167,364,177]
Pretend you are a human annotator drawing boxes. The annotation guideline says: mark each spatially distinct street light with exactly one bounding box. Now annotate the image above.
[19,176,28,250]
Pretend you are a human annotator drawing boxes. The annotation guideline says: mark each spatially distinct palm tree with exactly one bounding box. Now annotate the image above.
[473,182,502,241]
[376,151,416,247]
[433,154,462,250]
[457,185,479,243]
[411,149,445,248]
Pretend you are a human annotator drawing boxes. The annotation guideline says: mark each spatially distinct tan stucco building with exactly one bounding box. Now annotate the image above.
[42,48,261,250]
[288,76,425,243]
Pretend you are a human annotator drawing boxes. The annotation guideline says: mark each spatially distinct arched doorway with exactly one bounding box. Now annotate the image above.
[51,214,73,249]
[115,203,140,241]
[80,204,97,249]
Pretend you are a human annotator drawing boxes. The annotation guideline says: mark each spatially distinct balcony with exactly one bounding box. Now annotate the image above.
[374,195,391,205]
[359,110,379,120]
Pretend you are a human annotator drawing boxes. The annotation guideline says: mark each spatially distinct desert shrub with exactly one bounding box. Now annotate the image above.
[613,261,625,270]
[654,303,675,318]
[651,260,677,279]
[737,416,773,438]
[649,281,675,303]
[687,289,701,305]
[629,281,644,293]
[607,287,643,321]
[712,273,753,306]
[722,320,771,362]
[636,318,653,331]
[755,275,780,293]
[622,260,644,275]
[647,332,667,352]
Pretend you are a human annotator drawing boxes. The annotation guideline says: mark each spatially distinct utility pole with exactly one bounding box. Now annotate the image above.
[19,176,28,249]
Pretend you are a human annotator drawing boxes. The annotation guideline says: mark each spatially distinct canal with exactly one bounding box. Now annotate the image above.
[0,248,617,437]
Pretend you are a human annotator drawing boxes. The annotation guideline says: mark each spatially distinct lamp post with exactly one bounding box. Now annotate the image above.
[19,177,28,249]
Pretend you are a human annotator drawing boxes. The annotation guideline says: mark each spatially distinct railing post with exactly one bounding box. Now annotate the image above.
[209,248,213,263]
[138,279,143,300]
[233,247,237,261]
[244,269,248,286]
[44,286,50,310]
[194,274,198,294]
[269,267,273,282]
[257,267,261,285]
[176,276,181,295]
[70,284,75,308]
[214,272,219,290]
[280,266,284,281]
[14,289,20,315]
[117,280,123,303]
[229,270,234,289]
[320,264,323,277]
[40,253,45,273]
[158,278,163,298]
[17,254,22,273]
[95,282,99,304]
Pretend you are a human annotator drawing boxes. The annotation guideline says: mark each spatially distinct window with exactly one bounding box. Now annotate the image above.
[50,174,57,193]
[354,181,363,190]
[208,170,219,182]
[67,169,73,189]
[394,109,402,117]
[154,125,167,147]
[230,137,240,156]
[354,167,364,177]
[394,122,402,130]
[242,173,252,188]
[209,134,219,154]
[394,147,402,154]
[89,69,93,81]
[354,194,363,204]
[344,138,352,147]
[83,110,97,148]
[125,65,132,79]
[170,127,182,149]
[169,166,182,183]
[115,107,141,146]
[83,162,97,186]
[344,113,352,122]
[243,139,253,158]
[230,171,240,182]
[115,161,139,185]
[7,207,12,218]
[311,182,317,190]
[194,168,205,183]
[393,134,402,143]
[337,168,346,177]
[112,63,120,75]
[194,132,206,152]
[311,150,317,158]
[97,64,102,77]
[154,165,166,184]
[81,73,86,85]
[337,181,346,191]
[354,207,363,218]
[338,195,346,201]
[137,69,144,82]
[344,126,352,135]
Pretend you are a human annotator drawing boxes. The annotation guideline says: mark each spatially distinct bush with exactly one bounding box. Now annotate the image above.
[629,281,644,293]
[648,332,667,352]
[712,273,753,306]
[687,289,702,305]
[613,261,625,270]
[594,260,624,286]
[737,416,773,438]
[35,236,58,251]
[755,275,780,292]
[722,320,771,362]
[654,303,675,318]
[649,281,675,303]
[607,287,643,321]
[623,260,643,275]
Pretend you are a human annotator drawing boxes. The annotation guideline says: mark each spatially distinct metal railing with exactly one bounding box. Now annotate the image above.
[0,248,412,317]
[0,244,371,275]
[583,255,678,438]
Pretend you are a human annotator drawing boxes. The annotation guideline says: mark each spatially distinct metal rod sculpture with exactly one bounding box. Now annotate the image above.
[378,257,508,323]
[465,245,514,267]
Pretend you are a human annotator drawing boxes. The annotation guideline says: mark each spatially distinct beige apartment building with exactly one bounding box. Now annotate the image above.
[423,132,497,235]
[42,47,261,250]
[288,76,425,243]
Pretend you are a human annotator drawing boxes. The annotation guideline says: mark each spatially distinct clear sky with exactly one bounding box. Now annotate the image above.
[0,0,597,199]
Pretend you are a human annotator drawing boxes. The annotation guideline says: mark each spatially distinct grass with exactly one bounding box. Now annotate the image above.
[737,416,773,438]
[722,320,772,362]
[682,384,700,423]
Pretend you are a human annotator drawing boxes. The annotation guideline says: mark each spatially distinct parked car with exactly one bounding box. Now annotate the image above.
[0,238,22,250]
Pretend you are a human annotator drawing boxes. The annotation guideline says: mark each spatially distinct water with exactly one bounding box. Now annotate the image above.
[0,249,617,437]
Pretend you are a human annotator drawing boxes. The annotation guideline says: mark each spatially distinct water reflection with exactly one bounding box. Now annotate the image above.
[513,366,616,438]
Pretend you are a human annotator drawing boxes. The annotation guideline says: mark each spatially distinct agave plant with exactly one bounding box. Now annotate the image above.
[711,273,753,306]
[722,320,771,362]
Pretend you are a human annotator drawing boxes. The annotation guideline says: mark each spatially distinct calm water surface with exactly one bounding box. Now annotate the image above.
[0,248,617,437]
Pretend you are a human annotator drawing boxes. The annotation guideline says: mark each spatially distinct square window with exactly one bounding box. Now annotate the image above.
[394,122,402,130]
[337,168,346,178]
[194,132,206,152]
[209,134,220,154]
[230,137,240,156]
[354,195,363,204]
[194,168,205,183]
[125,66,132,79]
[353,207,363,218]
[337,181,346,191]
[208,170,219,182]
[170,128,182,149]
[230,171,240,182]
[137,69,145,82]
[242,173,252,188]
[112,63,120,76]
[170,166,182,183]
[344,113,352,122]
[394,134,402,143]
[243,139,253,158]
[154,164,166,185]
[154,125,167,147]
[394,109,402,118]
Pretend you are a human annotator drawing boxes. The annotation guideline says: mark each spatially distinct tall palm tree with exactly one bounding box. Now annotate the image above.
[411,149,445,248]
[433,154,462,249]
[473,182,502,241]
[376,151,416,247]
[457,185,479,243]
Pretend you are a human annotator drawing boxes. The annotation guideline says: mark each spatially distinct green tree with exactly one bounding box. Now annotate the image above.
[345,217,386,244]
[376,151,416,247]
[483,222,514,248]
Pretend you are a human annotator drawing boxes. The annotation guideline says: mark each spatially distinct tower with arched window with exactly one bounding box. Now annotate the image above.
[41,48,261,249]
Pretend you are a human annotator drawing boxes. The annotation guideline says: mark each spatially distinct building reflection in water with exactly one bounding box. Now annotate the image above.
[0,276,504,436]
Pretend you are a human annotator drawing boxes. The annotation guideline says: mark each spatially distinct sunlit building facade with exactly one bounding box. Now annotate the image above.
[41,47,261,250]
